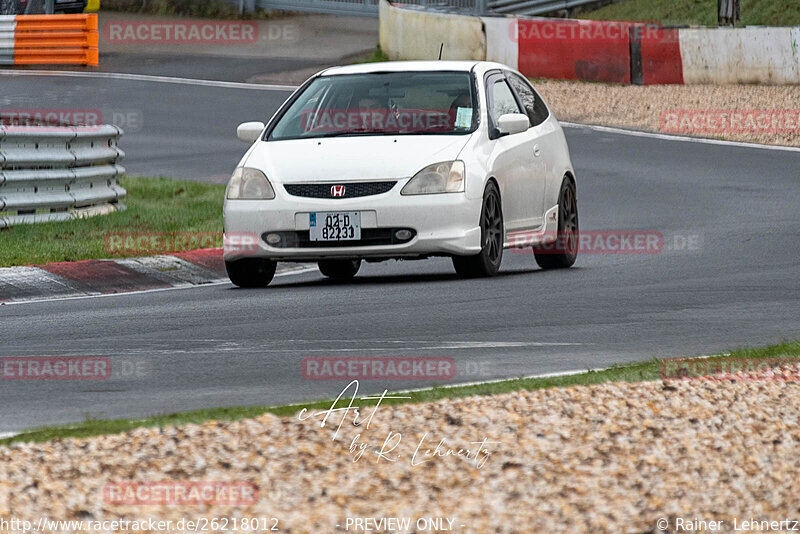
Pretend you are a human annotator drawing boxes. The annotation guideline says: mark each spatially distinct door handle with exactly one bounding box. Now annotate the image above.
[533,144,541,157]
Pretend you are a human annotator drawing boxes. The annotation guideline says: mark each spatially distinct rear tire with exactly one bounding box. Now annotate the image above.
[534,177,578,269]
[318,259,361,280]
[226,258,277,288]
[452,181,503,278]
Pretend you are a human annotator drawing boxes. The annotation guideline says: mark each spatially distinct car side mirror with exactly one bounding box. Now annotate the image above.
[495,113,530,137]
[237,122,266,143]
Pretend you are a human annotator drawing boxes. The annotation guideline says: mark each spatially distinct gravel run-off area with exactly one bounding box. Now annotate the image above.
[3,378,800,533]
[535,80,800,148]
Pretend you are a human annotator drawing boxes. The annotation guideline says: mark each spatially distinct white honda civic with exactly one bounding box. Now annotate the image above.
[223,60,578,287]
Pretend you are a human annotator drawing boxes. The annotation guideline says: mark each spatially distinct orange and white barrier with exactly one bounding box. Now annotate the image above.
[0,14,98,66]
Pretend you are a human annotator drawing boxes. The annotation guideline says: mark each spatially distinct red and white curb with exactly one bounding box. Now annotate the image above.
[0,249,313,304]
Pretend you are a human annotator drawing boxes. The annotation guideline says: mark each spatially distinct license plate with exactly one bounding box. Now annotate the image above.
[309,211,361,241]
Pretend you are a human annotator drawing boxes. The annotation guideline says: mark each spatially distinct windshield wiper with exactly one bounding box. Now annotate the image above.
[275,129,461,141]
[311,130,389,138]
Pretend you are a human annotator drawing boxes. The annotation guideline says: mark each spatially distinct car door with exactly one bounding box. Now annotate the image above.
[485,72,545,233]
[506,72,555,223]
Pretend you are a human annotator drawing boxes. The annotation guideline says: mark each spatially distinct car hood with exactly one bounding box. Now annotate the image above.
[242,135,472,183]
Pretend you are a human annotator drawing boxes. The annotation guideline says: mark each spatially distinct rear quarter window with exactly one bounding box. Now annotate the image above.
[506,73,550,127]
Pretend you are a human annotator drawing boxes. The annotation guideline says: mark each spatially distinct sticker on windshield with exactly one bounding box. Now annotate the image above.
[455,107,472,129]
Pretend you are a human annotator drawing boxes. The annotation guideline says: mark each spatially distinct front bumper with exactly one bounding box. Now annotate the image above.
[223,186,482,262]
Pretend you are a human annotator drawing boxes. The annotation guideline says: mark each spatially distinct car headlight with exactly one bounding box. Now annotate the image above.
[226,167,275,200]
[401,161,465,195]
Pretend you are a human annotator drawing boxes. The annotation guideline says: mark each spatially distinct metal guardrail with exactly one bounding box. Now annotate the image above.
[243,0,481,16]
[391,0,486,15]
[487,0,602,16]
[253,0,380,17]
[231,0,604,17]
[0,17,15,64]
[0,124,126,228]
[1,0,60,16]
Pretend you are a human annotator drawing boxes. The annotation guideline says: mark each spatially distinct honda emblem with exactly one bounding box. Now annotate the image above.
[331,185,345,197]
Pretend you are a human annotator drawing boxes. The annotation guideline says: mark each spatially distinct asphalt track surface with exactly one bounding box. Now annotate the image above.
[16,54,327,84]
[1,73,799,433]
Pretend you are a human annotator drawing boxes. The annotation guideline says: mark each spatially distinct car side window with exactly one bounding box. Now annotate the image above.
[490,79,523,123]
[507,73,549,127]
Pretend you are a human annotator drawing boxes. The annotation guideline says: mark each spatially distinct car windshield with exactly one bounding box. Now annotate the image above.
[268,71,477,140]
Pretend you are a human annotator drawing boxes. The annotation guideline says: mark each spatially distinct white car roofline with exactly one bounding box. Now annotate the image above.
[318,60,509,77]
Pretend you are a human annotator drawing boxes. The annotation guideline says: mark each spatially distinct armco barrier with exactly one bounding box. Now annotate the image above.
[0,14,98,66]
[0,125,126,228]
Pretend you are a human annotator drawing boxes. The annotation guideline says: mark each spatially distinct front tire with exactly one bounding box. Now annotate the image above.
[452,181,504,278]
[226,258,277,288]
[318,259,361,280]
[534,177,578,269]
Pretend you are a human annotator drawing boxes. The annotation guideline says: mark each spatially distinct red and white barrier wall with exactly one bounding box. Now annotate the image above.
[380,0,800,85]
[484,16,680,84]
[488,17,799,85]
[678,27,800,84]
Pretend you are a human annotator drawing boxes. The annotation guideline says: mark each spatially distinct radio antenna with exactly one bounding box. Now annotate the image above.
[438,43,444,60]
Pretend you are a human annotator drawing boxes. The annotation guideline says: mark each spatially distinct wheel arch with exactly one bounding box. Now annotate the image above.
[548,170,576,209]
[484,176,503,218]
[563,170,577,191]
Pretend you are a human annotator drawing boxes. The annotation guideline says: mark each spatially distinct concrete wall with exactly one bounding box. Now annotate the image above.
[482,16,517,68]
[679,27,800,84]
[379,0,486,61]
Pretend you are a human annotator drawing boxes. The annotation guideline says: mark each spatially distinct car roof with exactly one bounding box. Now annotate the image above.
[319,60,508,76]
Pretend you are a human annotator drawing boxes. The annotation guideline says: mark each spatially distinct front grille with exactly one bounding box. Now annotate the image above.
[262,228,415,248]
[284,181,397,199]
